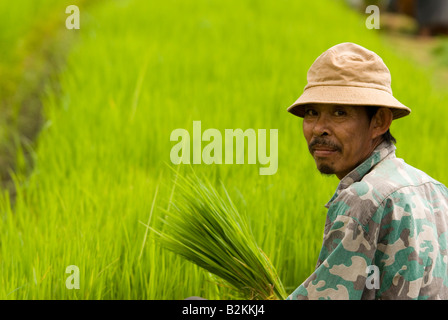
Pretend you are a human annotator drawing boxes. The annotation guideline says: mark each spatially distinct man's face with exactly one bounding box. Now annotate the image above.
[302,104,378,180]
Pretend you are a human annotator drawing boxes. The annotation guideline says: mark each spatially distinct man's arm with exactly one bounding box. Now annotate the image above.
[287,214,377,300]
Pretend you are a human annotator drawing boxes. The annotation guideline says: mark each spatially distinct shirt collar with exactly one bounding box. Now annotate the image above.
[324,140,397,209]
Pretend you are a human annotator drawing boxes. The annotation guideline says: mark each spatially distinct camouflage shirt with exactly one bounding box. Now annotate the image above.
[288,140,448,300]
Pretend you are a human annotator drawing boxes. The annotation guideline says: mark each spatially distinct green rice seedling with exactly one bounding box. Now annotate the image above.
[148,170,287,300]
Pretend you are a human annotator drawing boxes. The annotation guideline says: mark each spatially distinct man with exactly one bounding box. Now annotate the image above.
[286,42,448,300]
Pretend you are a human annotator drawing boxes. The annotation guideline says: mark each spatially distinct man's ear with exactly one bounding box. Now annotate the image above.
[371,107,393,139]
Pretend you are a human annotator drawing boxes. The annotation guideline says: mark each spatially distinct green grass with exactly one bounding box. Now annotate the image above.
[0,0,447,299]
[0,0,84,192]
[433,38,448,67]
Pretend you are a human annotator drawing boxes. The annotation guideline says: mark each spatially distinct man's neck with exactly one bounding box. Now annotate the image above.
[336,137,385,180]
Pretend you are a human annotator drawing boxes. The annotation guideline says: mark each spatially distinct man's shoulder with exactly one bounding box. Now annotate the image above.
[358,156,447,199]
[331,156,448,228]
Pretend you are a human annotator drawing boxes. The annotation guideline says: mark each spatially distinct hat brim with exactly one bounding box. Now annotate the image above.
[287,85,411,120]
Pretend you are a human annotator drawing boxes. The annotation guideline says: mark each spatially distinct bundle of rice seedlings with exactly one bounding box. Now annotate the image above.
[148,171,287,300]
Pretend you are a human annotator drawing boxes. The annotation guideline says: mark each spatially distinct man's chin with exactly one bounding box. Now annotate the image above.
[317,164,336,176]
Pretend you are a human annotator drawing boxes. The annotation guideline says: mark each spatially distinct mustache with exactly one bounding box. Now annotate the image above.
[308,137,341,153]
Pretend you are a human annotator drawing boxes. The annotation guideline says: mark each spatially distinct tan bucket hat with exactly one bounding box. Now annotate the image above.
[287,42,411,120]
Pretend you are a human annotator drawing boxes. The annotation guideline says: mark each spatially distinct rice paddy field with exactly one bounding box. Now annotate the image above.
[1,0,447,300]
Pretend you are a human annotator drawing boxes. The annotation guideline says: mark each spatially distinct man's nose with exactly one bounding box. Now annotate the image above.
[312,114,331,136]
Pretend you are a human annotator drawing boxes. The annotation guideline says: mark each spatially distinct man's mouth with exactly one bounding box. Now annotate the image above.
[309,139,341,158]
[312,146,338,157]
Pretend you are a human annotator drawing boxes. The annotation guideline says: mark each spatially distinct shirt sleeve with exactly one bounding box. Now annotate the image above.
[287,214,378,300]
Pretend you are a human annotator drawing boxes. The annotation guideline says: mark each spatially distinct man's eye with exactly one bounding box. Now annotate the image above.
[305,109,317,116]
[334,110,346,116]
